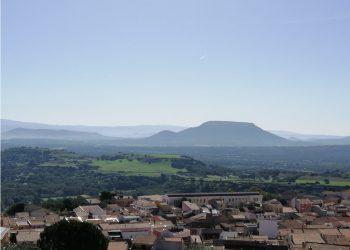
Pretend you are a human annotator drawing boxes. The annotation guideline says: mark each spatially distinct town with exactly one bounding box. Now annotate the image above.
[1,190,350,250]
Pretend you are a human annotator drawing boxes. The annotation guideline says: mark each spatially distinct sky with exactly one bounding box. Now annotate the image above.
[2,0,350,135]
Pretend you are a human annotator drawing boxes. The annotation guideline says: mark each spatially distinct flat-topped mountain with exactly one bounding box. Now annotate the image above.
[140,121,291,146]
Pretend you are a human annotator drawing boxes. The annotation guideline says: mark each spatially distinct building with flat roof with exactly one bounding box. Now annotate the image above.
[163,192,262,207]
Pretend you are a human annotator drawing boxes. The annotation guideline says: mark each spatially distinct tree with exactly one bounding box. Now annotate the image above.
[6,203,25,216]
[38,220,108,250]
[99,191,115,202]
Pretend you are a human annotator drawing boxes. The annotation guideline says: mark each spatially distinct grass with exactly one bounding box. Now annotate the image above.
[197,174,350,187]
[92,159,183,176]
[146,153,182,159]
[296,178,350,187]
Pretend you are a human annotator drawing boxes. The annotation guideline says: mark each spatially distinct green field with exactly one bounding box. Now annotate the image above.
[146,153,182,159]
[296,178,350,187]
[200,175,240,181]
[92,159,183,176]
[202,175,350,187]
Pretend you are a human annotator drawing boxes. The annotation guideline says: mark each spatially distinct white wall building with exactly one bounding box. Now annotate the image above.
[163,192,262,207]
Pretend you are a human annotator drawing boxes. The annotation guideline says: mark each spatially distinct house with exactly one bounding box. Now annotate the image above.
[311,205,327,216]
[341,190,350,200]
[201,228,222,240]
[105,204,122,215]
[15,221,30,230]
[118,215,142,223]
[232,214,247,222]
[86,198,101,205]
[27,219,46,228]
[154,237,184,250]
[100,221,174,240]
[132,199,158,214]
[100,223,149,240]
[243,223,258,236]
[14,229,44,245]
[73,205,106,220]
[263,199,283,213]
[43,213,60,226]
[293,198,313,213]
[157,228,191,239]
[132,235,157,249]
[288,231,325,248]
[0,227,10,244]
[219,231,238,240]
[182,201,200,215]
[189,235,202,244]
[15,212,29,219]
[107,241,128,250]
[112,195,134,207]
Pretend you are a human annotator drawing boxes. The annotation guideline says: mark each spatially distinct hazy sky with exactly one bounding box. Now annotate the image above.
[2,0,350,135]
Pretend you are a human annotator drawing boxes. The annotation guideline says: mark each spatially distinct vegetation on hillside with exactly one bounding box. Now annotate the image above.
[1,147,349,210]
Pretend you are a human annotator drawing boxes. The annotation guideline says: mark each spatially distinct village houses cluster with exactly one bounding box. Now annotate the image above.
[1,190,350,250]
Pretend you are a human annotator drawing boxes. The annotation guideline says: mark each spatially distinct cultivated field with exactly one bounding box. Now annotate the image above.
[92,159,182,176]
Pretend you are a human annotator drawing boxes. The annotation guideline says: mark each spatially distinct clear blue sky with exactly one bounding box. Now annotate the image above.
[2,0,350,135]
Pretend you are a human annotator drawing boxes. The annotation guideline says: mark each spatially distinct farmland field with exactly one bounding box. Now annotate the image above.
[146,153,182,159]
[92,159,183,176]
[296,177,350,187]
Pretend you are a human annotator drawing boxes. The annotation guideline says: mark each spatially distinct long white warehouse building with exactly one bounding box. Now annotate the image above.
[163,192,263,207]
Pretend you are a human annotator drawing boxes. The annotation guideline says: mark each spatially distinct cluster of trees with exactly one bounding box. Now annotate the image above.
[5,203,25,216]
[42,196,89,212]
[3,220,108,250]
[171,157,234,176]
[38,220,108,250]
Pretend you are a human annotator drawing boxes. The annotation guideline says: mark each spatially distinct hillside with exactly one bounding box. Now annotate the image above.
[140,121,291,146]
[0,147,234,208]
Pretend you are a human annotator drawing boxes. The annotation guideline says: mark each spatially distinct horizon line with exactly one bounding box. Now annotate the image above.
[1,118,349,137]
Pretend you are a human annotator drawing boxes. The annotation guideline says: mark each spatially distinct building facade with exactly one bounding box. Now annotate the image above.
[163,192,262,207]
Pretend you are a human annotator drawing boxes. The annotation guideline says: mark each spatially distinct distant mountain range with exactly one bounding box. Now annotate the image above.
[269,130,345,141]
[1,119,349,147]
[1,119,186,138]
[1,128,113,141]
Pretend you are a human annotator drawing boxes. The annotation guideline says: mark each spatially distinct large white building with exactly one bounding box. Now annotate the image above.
[163,192,262,207]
